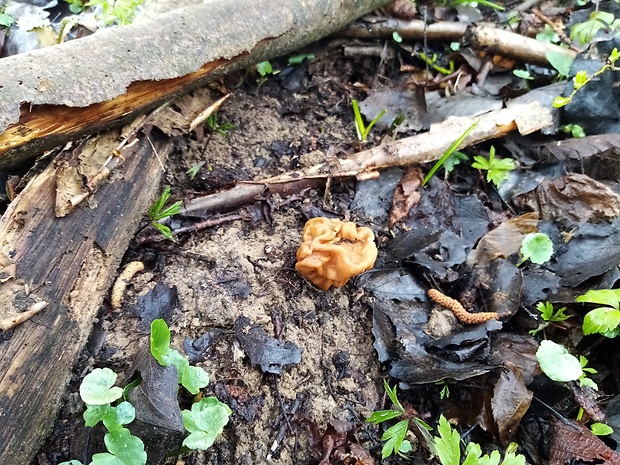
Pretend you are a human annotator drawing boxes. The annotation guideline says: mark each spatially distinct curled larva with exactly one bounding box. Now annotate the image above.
[111,261,145,309]
[427,288,501,324]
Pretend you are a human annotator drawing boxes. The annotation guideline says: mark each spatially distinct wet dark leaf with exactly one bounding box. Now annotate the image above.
[491,365,533,445]
[359,86,426,132]
[184,328,225,363]
[127,284,179,332]
[234,316,302,374]
[127,353,185,462]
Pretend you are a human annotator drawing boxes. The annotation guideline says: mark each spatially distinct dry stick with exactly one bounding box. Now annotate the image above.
[531,8,579,51]
[181,101,554,215]
[340,19,576,67]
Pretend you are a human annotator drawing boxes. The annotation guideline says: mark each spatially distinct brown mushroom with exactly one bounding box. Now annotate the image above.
[295,217,378,291]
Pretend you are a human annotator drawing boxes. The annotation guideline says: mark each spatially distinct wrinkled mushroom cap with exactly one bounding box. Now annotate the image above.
[295,217,378,291]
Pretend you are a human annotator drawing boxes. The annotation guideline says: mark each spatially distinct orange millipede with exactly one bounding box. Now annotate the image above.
[427,288,502,324]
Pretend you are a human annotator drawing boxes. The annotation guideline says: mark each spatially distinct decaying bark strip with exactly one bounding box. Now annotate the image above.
[181,101,554,215]
[0,134,170,462]
[0,0,392,168]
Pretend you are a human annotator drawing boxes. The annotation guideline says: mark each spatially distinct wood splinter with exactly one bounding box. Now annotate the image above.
[427,288,503,324]
[0,301,48,332]
[110,261,145,309]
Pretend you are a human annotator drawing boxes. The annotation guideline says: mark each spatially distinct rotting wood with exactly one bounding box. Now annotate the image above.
[181,101,554,215]
[0,0,392,168]
[339,19,576,67]
[0,134,170,463]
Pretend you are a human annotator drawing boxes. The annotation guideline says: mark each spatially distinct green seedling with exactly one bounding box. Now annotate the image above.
[87,0,144,25]
[182,397,232,450]
[433,415,525,465]
[186,161,205,180]
[436,379,456,399]
[513,69,534,80]
[0,11,16,26]
[590,423,613,436]
[546,50,573,77]
[570,11,620,46]
[518,232,553,266]
[471,146,516,187]
[60,368,147,465]
[256,61,279,88]
[418,52,455,75]
[148,186,183,241]
[351,100,386,142]
[536,25,560,44]
[64,0,86,13]
[578,355,598,390]
[151,319,210,394]
[554,48,620,108]
[576,288,620,337]
[288,53,315,65]
[529,301,570,336]
[423,122,477,186]
[392,31,403,43]
[536,340,583,383]
[206,113,235,136]
[559,124,586,138]
[366,381,414,458]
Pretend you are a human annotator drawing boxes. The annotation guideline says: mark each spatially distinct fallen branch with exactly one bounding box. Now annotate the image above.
[0,0,392,168]
[339,19,576,67]
[181,100,554,215]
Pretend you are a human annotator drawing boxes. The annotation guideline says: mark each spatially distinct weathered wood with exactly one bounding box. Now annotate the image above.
[0,0,392,168]
[0,134,170,462]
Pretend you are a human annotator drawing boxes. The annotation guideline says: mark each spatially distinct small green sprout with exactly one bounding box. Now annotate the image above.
[554,48,620,108]
[423,122,478,186]
[256,61,273,77]
[86,0,144,26]
[148,186,183,241]
[433,416,525,465]
[536,340,583,383]
[418,52,455,75]
[578,355,598,390]
[518,232,553,265]
[529,301,570,336]
[206,113,235,136]
[351,100,386,142]
[366,381,412,458]
[471,146,516,187]
[570,11,620,46]
[590,423,613,436]
[287,53,315,65]
[60,368,147,465]
[182,397,232,450]
[435,379,456,399]
[560,124,586,138]
[150,319,210,394]
[64,0,86,13]
[0,11,16,26]
[513,69,534,80]
[392,31,403,43]
[577,289,620,337]
[186,162,205,180]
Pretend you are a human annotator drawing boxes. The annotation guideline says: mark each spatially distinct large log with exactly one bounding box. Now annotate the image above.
[0,0,391,168]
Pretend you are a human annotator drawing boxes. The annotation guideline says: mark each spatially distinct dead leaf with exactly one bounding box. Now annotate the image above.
[466,213,539,266]
[389,167,423,227]
[515,173,620,224]
[549,419,620,465]
[234,315,302,374]
[491,365,533,445]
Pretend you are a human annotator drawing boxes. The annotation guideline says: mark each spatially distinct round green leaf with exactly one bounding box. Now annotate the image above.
[183,431,214,450]
[180,365,210,395]
[115,401,136,425]
[590,422,613,436]
[582,307,620,335]
[536,340,582,382]
[90,454,124,465]
[104,428,146,465]
[520,232,553,264]
[83,404,109,427]
[80,368,123,405]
